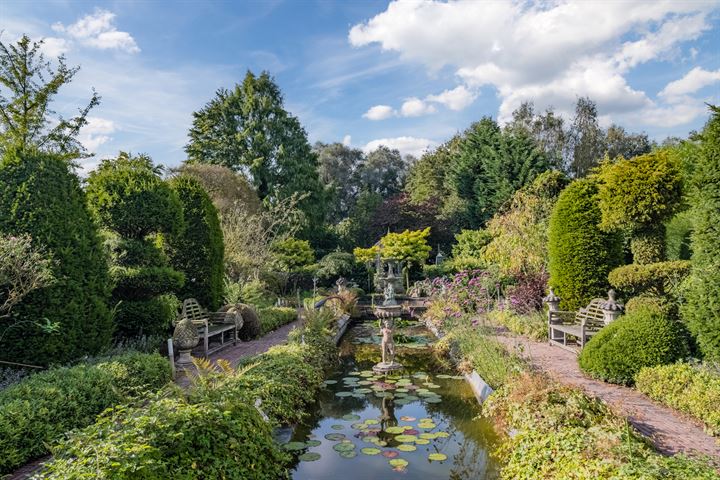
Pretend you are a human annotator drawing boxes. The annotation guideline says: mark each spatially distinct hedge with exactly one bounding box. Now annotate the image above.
[608,260,691,299]
[548,179,622,310]
[636,363,720,436]
[0,150,112,365]
[682,106,720,361]
[257,306,297,335]
[579,306,691,385]
[167,175,224,310]
[0,352,171,474]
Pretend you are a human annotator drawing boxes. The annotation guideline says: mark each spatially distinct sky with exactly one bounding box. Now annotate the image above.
[1,0,719,173]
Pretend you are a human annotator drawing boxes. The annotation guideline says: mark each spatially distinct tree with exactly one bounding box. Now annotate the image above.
[185,71,325,225]
[567,97,605,178]
[335,189,383,249]
[405,136,460,205]
[380,227,432,289]
[0,150,112,365]
[315,142,363,222]
[167,175,224,310]
[86,153,184,338]
[357,145,407,198]
[507,102,567,169]
[177,164,262,217]
[0,35,99,160]
[596,150,683,264]
[270,237,315,273]
[682,105,720,360]
[605,125,652,160]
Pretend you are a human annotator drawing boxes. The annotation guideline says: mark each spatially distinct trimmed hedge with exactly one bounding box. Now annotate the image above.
[548,179,622,310]
[579,306,691,385]
[257,306,297,335]
[167,175,224,310]
[608,260,691,299]
[636,363,720,436]
[0,150,112,365]
[683,106,720,361]
[0,352,171,474]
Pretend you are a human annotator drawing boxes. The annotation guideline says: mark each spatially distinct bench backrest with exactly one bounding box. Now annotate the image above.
[181,298,209,322]
[578,298,605,328]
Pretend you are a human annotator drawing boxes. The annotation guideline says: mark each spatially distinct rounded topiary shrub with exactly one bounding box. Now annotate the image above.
[579,306,691,385]
[548,179,622,311]
[167,175,224,310]
[236,303,261,340]
[608,260,691,299]
[0,150,112,365]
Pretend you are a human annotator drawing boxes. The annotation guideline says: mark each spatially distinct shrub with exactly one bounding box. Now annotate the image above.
[239,278,276,308]
[270,237,315,272]
[236,303,261,340]
[608,260,691,299]
[579,306,691,385]
[257,307,297,334]
[86,153,185,338]
[665,210,694,261]
[683,106,720,361]
[0,352,170,474]
[167,175,224,310]
[315,251,360,282]
[0,150,112,365]
[488,309,547,341]
[636,362,720,436]
[504,271,548,314]
[624,295,674,317]
[548,179,622,310]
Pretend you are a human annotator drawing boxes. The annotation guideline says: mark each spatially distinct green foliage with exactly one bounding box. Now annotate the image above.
[485,373,719,479]
[167,175,224,309]
[635,363,720,436]
[683,106,720,361]
[380,227,432,266]
[358,146,407,198]
[113,295,180,338]
[624,295,675,318]
[608,260,691,299]
[0,232,54,318]
[487,309,547,341]
[178,163,262,216]
[665,210,694,260]
[315,251,360,282]
[579,306,691,385]
[0,352,170,474]
[110,266,185,299]
[548,179,622,310]
[405,136,458,204]
[239,278,276,308]
[0,150,112,365]
[257,306,297,334]
[451,229,491,258]
[236,303,262,341]
[270,237,315,272]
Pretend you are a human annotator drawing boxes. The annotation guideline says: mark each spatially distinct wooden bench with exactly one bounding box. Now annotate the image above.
[176,298,243,357]
[548,298,606,352]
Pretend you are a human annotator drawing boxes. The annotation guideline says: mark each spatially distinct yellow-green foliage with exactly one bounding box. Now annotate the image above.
[353,245,380,264]
[608,260,691,299]
[636,363,720,436]
[451,228,491,264]
[270,237,315,272]
[487,309,546,341]
[380,227,432,267]
[257,306,297,334]
[485,373,720,479]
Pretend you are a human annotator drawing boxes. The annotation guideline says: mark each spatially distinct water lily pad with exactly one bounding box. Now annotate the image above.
[354,388,372,394]
[428,453,447,461]
[364,419,379,425]
[333,442,356,452]
[348,371,361,376]
[351,423,367,430]
[352,393,366,398]
[394,392,408,398]
[389,459,409,468]
[435,431,450,438]
[385,426,405,434]
[424,397,442,403]
[397,444,416,452]
[395,434,417,443]
[323,380,338,385]
[361,447,381,455]
[299,452,321,462]
[382,450,399,458]
[412,372,428,378]
[331,424,344,430]
[343,376,359,382]
[424,383,441,389]
[415,439,430,445]
[436,374,452,379]
[394,398,411,405]
[420,418,432,423]
[306,440,321,447]
[339,450,357,459]
[360,370,374,377]
[404,428,419,435]
[358,380,373,385]
[342,414,360,421]
[403,395,420,401]
[335,391,352,397]
[375,392,393,399]
[325,433,345,441]
[384,379,397,383]
[419,433,436,440]
[418,423,437,429]
[283,441,306,451]
[394,388,409,394]
[400,416,416,422]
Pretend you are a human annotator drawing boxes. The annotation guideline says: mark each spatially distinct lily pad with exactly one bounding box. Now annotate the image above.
[394,398,411,405]
[342,414,360,421]
[354,388,372,394]
[331,424,344,430]
[333,442,356,452]
[335,391,353,397]
[394,388,409,394]
[323,380,338,385]
[415,439,430,445]
[361,447,381,455]
[385,426,405,434]
[339,450,357,459]
[324,433,345,441]
[428,453,447,461]
[389,459,409,468]
[420,418,433,423]
[403,395,420,402]
[424,397,442,403]
[358,380,373,385]
[283,441,306,451]
[351,423,367,430]
[306,440,322,447]
[299,452,321,462]
[419,433,436,439]
[364,419,379,425]
[397,444,417,452]
[395,434,417,443]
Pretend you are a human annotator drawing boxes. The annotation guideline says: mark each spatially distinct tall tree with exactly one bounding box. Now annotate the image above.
[0,35,99,160]
[507,101,567,169]
[314,142,363,222]
[185,71,325,225]
[605,124,652,160]
[357,145,407,198]
[567,97,605,177]
[405,136,460,205]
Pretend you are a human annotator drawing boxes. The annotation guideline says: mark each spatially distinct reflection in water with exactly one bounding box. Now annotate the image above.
[288,321,501,480]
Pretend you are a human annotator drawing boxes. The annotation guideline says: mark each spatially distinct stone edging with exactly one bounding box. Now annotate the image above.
[333,314,352,345]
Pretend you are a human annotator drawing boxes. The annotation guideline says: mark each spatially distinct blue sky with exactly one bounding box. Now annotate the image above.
[2,0,719,172]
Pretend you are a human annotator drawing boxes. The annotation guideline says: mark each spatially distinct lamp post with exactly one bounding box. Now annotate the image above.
[601,289,623,325]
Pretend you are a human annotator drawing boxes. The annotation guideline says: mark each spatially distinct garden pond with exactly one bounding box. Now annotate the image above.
[283,320,501,479]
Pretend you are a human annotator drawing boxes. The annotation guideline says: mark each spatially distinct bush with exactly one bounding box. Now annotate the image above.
[0,150,112,365]
[240,278,276,308]
[505,271,548,314]
[579,306,691,385]
[665,210,694,261]
[0,352,170,474]
[636,363,720,436]
[167,175,225,310]
[236,303,261,340]
[548,179,622,310]
[625,295,674,317]
[683,106,720,361]
[608,260,691,299]
[113,294,180,338]
[488,309,547,341]
[257,307,297,334]
[315,251,360,283]
[270,237,315,272]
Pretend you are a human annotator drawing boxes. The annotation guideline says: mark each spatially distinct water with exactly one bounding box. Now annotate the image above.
[287,320,501,480]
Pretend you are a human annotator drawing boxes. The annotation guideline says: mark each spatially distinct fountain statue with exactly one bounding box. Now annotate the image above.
[372,277,403,373]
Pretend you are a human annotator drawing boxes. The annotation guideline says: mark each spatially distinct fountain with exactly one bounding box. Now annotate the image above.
[372,273,404,373]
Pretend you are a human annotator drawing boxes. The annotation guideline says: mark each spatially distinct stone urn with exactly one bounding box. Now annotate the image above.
[173,316,199,367]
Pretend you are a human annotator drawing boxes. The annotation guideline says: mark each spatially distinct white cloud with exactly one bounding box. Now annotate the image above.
[362,104,395,120]
[400,97,436,117]
[426,85,477,111]
[350,0,716,126]
[53,10,140,53]
[39,37,69,57]
[342,134,352,146]
[363,136,437,158]
[78,116,116,152]
[660,67,720,101]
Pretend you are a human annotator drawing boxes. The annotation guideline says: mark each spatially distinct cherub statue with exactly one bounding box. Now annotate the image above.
[380,318,395,365]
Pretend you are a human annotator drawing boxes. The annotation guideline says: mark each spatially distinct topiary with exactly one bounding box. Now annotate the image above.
[86,153,185,338]
[682,106,720,361]
[166,175,224,309]
[608,260,691,299]
[0,149,112,365]
[236,303,261,340]
[579,306,691,385]
[548,179,622,310]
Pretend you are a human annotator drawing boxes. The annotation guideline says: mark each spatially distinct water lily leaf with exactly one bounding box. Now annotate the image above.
[333,442,356,452]
[354,388,372,394]
[305,440,321,447]
[382,450,399,458]
[348,371,361,376]
[324,433,345,441]
[436,374,452,379]
[364,419,379,425]
[283,441,306,451]
[418,422,437,429]
[394,389,409,394]
[331,424,344,430]
[403,395,420,402]
[361,447,381,455]
[394,434,417,443]
[352,393,366,398]
[335,391,352,397]
[420,418,433,423]
[428,453,447,461]
[323,380,337,385]
[419,433,436,439]
[394,398,411,405]
[389,459,409,468]
[351,423,367,430]
[342,414,361,421]
[299,452,321,462]
[424,397,442,403]
[415,439,430,445]
[385,426,405,434]
[424,383,441,389]
[397,444,416,452]
[358,380,373,385]
[339,450,357,459]
[394,392,408,398]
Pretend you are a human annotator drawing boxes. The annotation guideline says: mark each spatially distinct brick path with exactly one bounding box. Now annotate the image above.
[493,329,720,462]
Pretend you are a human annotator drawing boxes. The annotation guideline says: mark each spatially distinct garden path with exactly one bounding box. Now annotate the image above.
[492,329,720,462]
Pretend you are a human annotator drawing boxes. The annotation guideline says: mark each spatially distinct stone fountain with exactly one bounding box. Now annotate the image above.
[372,276,404,373]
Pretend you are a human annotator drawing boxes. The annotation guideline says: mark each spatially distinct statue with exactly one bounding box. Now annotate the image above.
[380,317,396,365]
[383,281,396,306]
[335,277,347,293]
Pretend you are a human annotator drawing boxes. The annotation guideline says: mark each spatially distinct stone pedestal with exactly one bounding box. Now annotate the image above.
[173,316,199,367]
